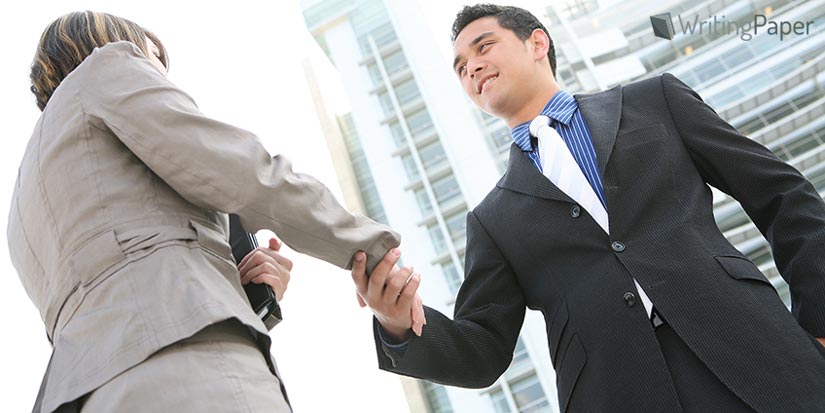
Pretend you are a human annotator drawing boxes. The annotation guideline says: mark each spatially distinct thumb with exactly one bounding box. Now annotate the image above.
[269,237,281,251]
[356,290,367,308]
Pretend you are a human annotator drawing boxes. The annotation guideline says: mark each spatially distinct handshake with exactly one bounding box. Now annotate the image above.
[351,248,427,341]
[237,241,426,340]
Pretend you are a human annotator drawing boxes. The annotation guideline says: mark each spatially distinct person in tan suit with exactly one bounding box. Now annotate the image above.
[9,11,423,413]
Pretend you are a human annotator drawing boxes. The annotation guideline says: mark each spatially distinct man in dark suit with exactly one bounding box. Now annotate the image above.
[351,4,825,412]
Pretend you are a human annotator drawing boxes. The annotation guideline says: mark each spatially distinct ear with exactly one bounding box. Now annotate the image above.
[529,28,550,63]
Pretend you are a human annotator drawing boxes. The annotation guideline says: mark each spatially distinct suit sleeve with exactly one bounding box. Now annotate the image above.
[373,210,526,388]
[76,42,398,273]
[661,72,825,337]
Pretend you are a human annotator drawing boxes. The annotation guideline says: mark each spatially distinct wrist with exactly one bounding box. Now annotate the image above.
[380,323,410,344]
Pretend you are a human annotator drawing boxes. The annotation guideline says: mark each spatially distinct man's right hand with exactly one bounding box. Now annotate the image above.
[351,248,426,341]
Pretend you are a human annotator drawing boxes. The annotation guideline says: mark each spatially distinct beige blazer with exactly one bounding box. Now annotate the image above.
[7,41,399,413]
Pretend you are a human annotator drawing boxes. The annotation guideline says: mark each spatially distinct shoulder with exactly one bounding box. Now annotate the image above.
[472,183,507,222]
[91,41,146,60]
[622,73,696,97]
[621,74,669,95]
[72,41,158,86]
[72,41,174,113]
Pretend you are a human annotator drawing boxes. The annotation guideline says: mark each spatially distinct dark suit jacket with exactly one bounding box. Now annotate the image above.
[374,73,825,412]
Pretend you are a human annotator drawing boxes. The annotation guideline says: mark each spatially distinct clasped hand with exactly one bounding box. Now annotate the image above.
[237,237,292,302]
[351,248,426,341]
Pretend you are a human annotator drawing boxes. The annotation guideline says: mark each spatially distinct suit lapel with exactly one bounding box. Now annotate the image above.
[575,85,623,181]
[497,144,572,203]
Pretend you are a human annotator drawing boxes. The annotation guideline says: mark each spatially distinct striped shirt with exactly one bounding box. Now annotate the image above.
[510,90,607,209]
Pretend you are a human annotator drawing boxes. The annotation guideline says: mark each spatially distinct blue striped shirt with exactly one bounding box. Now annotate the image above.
[510,90,607,209]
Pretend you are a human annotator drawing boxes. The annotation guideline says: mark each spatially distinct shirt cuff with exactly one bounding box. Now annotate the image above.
[376,323,409,353]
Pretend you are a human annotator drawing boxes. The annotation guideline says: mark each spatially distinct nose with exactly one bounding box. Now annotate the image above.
[468,59,485,79]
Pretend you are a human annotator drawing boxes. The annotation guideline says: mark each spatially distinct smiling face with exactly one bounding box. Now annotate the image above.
[452,16,557,127]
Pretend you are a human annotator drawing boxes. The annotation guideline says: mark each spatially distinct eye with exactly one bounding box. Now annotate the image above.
[457,64,466,76]
[480,42,493,52]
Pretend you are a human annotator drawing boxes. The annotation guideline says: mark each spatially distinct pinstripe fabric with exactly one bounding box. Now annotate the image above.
[510,90,607,208]
[375,74,825,412]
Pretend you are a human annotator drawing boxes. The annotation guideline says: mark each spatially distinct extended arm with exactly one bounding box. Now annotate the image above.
[77,42,398,273]
[355,211,527,388]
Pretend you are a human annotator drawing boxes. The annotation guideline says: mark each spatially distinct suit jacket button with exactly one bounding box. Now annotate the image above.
[612,241,626,252]
[624,291,636,307]
[570,205,581,218]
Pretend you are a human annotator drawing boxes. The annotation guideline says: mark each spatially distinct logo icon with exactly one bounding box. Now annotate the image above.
[650,13,676,39]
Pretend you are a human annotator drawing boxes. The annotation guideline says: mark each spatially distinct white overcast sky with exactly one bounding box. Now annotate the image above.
[0,1,445,411]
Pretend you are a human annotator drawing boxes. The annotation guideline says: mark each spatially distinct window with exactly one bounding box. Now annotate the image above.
[489,371,551,413]
[423,381,453,413]
[486,335,550,412]
[389,121,406,147]
[416,189,433,216]
[377,91,394,116]
[442,262,463,294]
[405,109,434,136]
[432,175,463,206]
[511,338,530,368]
[371,23,398,50]
[401,154,420,181]
[366,63,383,86]
[418,141,448,169]
[510,374,552,413]
[444,209,468,242]
[401,141,447,182]
[358,23,398,55]
[382,50,409,76]
[428,224,447,252]
[488,125,513,153]
[394,78,421,107]
[490,390,510,413]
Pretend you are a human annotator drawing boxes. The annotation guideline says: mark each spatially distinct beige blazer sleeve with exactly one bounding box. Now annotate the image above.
[77,41,399,272]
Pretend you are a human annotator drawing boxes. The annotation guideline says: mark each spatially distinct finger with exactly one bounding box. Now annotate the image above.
[238,248,271,274]
[397,272,421,310]
[369,249,401,289]
[368,249,402,302]
[255,247,293,271]
[269,237,281,252]
[242,262,280,285]
[237,248,261,271]
[418,294,427,325]
[238,250,260,279]
[356,290,367,308]
[351,251,369,295]
[411,293,426,336]
[383,266,413,306]
[251,274,284,301]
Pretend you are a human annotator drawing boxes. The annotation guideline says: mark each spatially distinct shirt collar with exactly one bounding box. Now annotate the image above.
[510,90,577,152]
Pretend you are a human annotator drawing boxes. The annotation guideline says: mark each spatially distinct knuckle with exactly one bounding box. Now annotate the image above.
[389,276,405,290]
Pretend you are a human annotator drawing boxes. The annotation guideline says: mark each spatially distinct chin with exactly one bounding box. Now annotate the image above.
[482,99,507,118]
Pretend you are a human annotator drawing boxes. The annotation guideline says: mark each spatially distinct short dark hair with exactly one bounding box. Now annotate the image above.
[451,4,556,76]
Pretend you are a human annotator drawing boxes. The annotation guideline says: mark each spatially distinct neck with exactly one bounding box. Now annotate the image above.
[504,81,560,129]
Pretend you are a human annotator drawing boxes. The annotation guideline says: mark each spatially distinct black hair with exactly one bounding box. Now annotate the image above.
[451,4,556,76]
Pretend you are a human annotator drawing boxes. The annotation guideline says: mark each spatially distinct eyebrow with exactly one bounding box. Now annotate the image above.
[453,31,495,71]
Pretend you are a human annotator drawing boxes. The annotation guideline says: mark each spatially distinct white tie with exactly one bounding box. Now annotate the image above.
[529,115,654,319]
[529,115,609,233]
